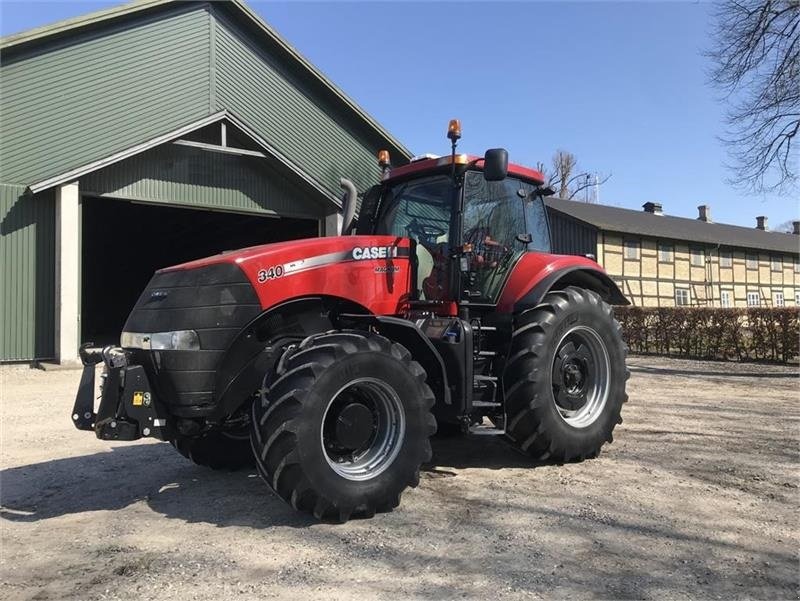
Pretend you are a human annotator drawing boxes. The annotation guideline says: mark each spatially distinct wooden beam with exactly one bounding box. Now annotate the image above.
[172,138,266,158]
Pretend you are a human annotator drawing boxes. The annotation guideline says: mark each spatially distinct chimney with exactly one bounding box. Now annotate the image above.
[756,216,768,231]
[697,205,712,223]
[793,221,800,235]
[643,202,663,215]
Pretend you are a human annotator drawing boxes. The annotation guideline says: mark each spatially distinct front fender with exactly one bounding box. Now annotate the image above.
[337,314,451,408]
[211,296,367,420]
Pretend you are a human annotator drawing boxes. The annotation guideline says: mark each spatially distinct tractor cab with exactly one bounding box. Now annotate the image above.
[353,122,553,307]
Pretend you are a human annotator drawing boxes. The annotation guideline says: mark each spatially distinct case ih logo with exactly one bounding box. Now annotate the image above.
[352,246,398,260]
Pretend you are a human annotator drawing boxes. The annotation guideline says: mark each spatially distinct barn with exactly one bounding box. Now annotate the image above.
[0,0,409,363]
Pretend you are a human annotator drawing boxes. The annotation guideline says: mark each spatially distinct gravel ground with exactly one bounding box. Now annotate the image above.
[1,356,798,600]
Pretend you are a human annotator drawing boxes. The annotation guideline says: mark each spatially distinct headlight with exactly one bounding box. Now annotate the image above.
[121,330,200,351]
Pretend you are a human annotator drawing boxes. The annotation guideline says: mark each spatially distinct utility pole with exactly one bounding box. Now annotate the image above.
[593,173,600,204]
[584,174,591,203]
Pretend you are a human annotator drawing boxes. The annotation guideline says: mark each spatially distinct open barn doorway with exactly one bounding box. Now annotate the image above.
[80,196,318,345]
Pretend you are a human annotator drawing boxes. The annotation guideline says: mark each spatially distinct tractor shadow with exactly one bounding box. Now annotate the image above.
[0,443,313,529]
[0,433,533,528]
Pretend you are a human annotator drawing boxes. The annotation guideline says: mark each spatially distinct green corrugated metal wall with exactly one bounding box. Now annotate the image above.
[0,185,55,360]
[80,143,323,218]
[0,2,406,360]
[0,3,395,199]
[0,5,211,186]
[212,9,383,199]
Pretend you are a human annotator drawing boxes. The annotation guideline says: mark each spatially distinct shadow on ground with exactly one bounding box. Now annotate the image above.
[0,443,301,528]
[0,434,532,527]
[629,365,798,378]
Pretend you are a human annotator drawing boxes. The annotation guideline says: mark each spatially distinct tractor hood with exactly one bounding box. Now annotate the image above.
[160,235,414,316]
[121,235,413,416]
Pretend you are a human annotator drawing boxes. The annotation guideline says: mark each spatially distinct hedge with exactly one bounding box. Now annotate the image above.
[614,306,800,364]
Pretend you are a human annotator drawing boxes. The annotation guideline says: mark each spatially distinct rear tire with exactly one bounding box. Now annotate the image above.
[502,286,628,462]
[250,330,436,522]
[171,431,255,470]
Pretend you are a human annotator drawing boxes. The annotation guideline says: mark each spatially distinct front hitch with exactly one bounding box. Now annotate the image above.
[71,343,171,441]
[71,343,103,431]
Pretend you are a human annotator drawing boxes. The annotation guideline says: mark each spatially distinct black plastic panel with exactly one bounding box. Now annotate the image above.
[122,263,261,415]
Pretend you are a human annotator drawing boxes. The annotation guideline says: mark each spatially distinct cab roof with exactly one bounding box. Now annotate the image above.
[384,153,545,186]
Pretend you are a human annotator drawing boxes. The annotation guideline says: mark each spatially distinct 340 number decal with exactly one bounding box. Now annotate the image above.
[257,265,284,283]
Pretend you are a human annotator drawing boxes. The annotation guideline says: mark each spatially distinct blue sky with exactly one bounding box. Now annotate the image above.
[2,1,797,230]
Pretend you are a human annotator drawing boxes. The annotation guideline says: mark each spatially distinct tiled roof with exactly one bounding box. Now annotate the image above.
[545,197,799,254]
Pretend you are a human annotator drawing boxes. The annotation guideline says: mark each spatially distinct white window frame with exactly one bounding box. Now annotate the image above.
[719,250,732,268]
[794,257,800,273]
[690,247,704,267]
[773,291,785,307]
[623,239,639,260]
[720,290,732,308]
[747,291,760,307]
[771,256,782,272]
[658,243,673,262]
[675,288,691,306]
[746,254,758,269]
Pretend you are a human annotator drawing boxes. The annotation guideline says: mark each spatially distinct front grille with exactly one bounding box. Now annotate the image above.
[123,263,261,415]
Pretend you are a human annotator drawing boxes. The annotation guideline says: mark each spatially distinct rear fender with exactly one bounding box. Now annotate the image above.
[212,296,368,420]
[513,266,629,313]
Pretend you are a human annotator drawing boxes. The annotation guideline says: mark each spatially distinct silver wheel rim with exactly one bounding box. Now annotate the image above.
[320,377,406,481]
[550,325,610,429]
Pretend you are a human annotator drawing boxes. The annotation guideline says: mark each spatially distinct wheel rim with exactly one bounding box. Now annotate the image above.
[321,378,406,481]
[550,325,610,428]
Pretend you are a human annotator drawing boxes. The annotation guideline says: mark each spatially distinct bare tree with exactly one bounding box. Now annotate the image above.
[773,219,796,232]
[708,0,800,194]
[545,149,611,201]
[552,150,577,199]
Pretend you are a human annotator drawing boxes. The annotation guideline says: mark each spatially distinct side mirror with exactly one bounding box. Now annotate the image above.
[483,148,508,181]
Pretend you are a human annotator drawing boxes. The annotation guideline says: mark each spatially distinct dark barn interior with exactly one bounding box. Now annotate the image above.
[81,196,318,345]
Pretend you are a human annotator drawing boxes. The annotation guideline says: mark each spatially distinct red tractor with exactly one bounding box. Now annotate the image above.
[72,121,629,522]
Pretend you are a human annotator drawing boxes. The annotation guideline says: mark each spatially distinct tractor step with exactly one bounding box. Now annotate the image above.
[473,375,499,406]
[469,423,505,436]
[472,400,501,408]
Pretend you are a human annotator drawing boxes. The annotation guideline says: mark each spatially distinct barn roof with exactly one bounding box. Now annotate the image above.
[0,0,410,201]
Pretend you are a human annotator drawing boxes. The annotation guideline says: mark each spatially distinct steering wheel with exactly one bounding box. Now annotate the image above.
[408,219,446,243]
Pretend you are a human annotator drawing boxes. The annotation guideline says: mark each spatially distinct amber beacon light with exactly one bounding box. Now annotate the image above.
[447,119,462,142]
[377,149,391,168]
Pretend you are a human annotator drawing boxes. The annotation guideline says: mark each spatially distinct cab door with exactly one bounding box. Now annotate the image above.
[461,172,550,302]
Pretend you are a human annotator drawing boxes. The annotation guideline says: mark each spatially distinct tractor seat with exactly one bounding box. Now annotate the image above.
[416,244,434,299]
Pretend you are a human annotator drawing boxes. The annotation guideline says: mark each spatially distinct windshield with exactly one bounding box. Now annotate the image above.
[374,175,453,301]
[374,174,452,245]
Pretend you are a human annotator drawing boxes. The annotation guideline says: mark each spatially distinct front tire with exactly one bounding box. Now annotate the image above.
[250,330,436,522]
[502,286,628,462]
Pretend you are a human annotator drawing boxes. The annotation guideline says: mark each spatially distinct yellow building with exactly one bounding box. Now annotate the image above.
[546,199,800,308]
